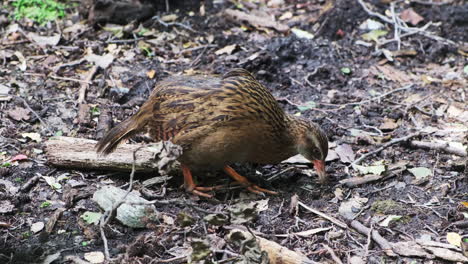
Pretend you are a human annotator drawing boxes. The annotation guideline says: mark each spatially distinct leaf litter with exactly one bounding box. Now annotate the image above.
[1,0,467,263]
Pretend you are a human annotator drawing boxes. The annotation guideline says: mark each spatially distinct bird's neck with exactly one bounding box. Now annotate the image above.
[284,114,309,141]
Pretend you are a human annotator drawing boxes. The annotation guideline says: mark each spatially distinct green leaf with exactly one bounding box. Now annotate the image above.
[464,65,468,75]
[297,101,316,112]
[40,201,51,208]
[354,164,386,175]
[408,167,432,180]
[204,213,229,226]
[341,67,351,75]
[362,29,388,42]
[80,212,102,225]
[191,240,212,261]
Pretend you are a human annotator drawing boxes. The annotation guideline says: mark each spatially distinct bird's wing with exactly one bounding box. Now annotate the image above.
[145,69,286,143]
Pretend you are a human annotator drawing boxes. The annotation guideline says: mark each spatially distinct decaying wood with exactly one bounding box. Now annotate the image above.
[410,140,467,157]
[228,229,319,264]
[44,136,181,173]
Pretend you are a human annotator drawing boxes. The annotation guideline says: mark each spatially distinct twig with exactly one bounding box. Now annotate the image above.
[157,255,187,263]
[351,131,422,167]
[53,58,85,72]
[410,140,467,157]
[298,201,348,229]
[99,146,143,260]
[152,16,196,33]
[390,2,401,50]
[357,0,457,47]
[339,174,383,187]
[14,95,52,133]
[182,44,218,54]
[49,75,92,84]
[322,244,343,264]
[364,223,374,261]
[267,166,295,181]
[106,37,144,44]
[187,45,209,68]
[350,220,396,256]
[78,66,98,104]
[345,84,413,106]
[411,0,454,5]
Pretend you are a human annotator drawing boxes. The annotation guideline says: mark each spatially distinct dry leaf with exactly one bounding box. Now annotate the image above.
[224,9,289,32]
[447,232,462,247]
[27,32,61,46]
[22,132,41,142]
[371,65,413,84]
[146,69,156,79]
[335,144,355,163]
[215,44,237,55]
[379,117,398,131]
[279,11,293,20]
[291,28,314,39]
[85,53,114,69]
[400,8,424,26]
[161,14,178,22]
[84,251,105,264]
[7,107,30,121]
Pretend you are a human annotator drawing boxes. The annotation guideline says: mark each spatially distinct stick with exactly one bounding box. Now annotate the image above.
[357,0,457,47]
[49,75,92,84]
[298,201,348,229]
[350,220,396,256]
[322,244,344,264]
[351,131,422,167]
[14,95,52,133]
[78,66,98,104]
[99,146,141,259]
[410,140,467,157]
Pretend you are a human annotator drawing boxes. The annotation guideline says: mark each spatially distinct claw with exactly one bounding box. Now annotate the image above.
[224,165,278,195]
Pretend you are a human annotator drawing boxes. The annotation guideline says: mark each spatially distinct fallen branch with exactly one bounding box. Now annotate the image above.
[322,244,344,264]
[350,220,396,256]
[44,136,182,173]
[228,229,319,264]
[298,201,347,229]
[351,131,422,167]
[340,174,383,187]
[410,140,467,157]
[78,66,98,104]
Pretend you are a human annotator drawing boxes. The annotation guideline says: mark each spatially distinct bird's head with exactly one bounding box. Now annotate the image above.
[293,119,329,183]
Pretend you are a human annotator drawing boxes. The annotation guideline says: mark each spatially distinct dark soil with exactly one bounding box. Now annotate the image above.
[0,0,467,263]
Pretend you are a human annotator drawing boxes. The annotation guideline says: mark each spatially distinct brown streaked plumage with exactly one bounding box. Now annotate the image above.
[96,69,328,197]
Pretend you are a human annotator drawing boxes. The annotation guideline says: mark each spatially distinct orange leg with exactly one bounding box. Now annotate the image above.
[182,164,223,198]
[223,165,278,195]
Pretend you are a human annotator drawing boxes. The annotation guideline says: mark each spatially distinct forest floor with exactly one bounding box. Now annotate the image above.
[0,0,467,263]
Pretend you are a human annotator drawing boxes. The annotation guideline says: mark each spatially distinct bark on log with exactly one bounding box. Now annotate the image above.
[44,136,181,173]
[228,229,319,264]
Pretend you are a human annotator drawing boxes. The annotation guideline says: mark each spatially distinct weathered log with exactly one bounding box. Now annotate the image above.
[44,136,181,173]
[227,229,319,264]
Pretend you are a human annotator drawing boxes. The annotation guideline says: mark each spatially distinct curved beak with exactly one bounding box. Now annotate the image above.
[312,160,327,183]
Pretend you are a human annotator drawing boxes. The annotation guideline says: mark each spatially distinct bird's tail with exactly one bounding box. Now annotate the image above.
[95,108,151,155]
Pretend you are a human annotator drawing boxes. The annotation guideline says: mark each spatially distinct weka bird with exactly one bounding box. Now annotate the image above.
[96,69,328,197]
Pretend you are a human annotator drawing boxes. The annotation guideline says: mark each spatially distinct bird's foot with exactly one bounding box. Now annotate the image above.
[224,165,278,195]
[182,164,223,198]
[186,184,224,198]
